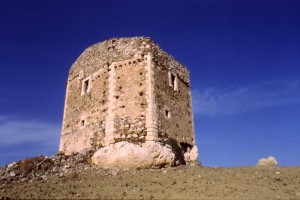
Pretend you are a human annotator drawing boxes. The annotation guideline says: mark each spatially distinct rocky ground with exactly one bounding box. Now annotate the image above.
[1,153,300,199]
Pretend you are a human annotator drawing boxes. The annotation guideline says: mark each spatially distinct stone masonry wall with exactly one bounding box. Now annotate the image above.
[60,66,109,154]
[113,57,148,144]
[153,63,195,146]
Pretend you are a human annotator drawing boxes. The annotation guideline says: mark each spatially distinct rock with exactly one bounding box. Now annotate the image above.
[91,141,175,169]
[9,172,15,177]
[6,162,17,172]
[184,146,198,162]
[126,135,132,139]
[20,177,28,182]
[257,156,278,167]
[189,146,198,161]
[41,175,47,180]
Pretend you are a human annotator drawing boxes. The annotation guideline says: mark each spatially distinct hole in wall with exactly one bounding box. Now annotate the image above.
[165,110,171,118]
[139,92,144,96]
[83,79,90,93]
[80,120,85,127]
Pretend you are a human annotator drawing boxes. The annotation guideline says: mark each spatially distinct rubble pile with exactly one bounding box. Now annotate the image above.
[0,150,94,185]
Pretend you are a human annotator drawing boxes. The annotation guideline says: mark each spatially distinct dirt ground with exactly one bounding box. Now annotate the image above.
[1,165,300,200]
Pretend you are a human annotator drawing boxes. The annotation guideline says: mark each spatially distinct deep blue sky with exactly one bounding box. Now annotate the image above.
[1,0,299,167]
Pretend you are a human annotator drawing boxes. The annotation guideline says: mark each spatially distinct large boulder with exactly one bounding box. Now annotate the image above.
[91,141,175,169]
[257,156,278,167]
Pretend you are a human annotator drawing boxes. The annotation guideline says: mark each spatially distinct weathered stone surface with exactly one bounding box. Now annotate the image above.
[184,145,199,162]
[257,156,278,167]
[91,141,175,169]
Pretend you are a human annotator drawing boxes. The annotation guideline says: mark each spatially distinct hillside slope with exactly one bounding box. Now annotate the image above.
[1,154,300,199]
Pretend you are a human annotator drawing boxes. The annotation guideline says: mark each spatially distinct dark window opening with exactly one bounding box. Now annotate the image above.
[81,120,85,127]
[165,109,171,118]
[171,74,176,88]
[169,72,178,91]
[83,79,89,93]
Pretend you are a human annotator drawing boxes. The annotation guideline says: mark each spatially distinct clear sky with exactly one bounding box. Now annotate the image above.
[0,0,299,167]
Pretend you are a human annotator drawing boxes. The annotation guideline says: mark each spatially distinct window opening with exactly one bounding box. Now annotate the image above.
[168,71,178,91]
[81,76,91,95]
[84,79,89,93]
[171,74,176,89]
[81,120,85,127]
[165,109,171,118]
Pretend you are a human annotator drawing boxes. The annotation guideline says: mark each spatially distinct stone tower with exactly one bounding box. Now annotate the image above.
[59,37,197,160]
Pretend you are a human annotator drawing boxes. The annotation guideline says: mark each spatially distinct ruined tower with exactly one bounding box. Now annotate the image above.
[59,37,197,159]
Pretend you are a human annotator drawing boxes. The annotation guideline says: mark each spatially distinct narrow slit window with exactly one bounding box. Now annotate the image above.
[81,120,85,127]
[168,71,178,91]
[171,74,176,88]
[165,109,171,118]
[81,76,91,95]
[84,79,89,93]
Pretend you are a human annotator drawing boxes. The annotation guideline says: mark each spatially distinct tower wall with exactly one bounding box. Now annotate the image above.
[106,57,148,145]
[153,66,194,145]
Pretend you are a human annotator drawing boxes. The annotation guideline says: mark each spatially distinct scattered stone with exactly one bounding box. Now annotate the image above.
[20,178,28,182]
[9,172,15,177]
[0,150,94,185]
